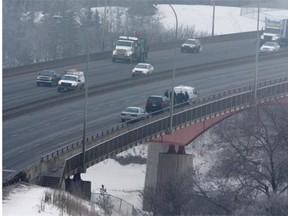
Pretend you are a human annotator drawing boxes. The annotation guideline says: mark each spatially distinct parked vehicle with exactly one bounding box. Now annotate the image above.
[112,35,148,63]
[260,18,288,45]
[259,41,280,53]
[165,85,198,105]
[174,85,198,104]
[57,69,85,92]
[132,63,154,76]
[145,95,170,114]
[37,70,62,87]
[181,38,202,53]
[120,106,149,122]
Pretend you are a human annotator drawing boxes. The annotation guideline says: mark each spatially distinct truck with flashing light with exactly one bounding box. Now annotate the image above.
[57,69,85,92]
[112,35,148,63]
[260,18,288,45]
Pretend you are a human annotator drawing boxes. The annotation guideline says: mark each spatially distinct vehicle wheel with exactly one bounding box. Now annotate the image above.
[121,119,125,122]
[112,58,115,62]
[37,83,40,86]
[57,88,61,92]
[181,48,184,53]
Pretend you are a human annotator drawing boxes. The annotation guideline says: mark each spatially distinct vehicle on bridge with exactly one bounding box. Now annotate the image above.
[181,38,202,53]
[174,85,198,102]
[259,41,280,53]
[37,70,62,87]
[112,35,148,63]
[57,69,85,92]
[132,63,154,76]
[164,85,198,105]
[120,106,149,122]
[145,95,170,115]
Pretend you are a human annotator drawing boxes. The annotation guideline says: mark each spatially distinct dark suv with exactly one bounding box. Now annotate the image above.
[37,70,62,87]
[181,38,202,53]
[145,95,170,114]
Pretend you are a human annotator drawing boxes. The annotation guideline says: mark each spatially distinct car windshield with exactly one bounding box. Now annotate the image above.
[264,42,276,47]
[136,64,148,69]
[62,75,77,81]
[125,107,139,113]
[39,71,54,76]
[116,40,133,47]
[186,39,197,44]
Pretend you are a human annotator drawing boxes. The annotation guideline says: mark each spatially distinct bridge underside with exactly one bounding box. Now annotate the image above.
[153,96,288,151]
[153,111,234,146]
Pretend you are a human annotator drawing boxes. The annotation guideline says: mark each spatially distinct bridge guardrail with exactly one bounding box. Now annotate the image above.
[39,76,288,163]
[61,77,288,177]
[4,77,287,186]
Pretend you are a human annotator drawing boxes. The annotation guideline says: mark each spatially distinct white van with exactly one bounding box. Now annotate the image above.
[173,85,198,104]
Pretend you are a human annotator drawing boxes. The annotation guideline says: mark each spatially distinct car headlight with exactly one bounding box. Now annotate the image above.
[37,76,40,79]
[71,83,77,86]
[272,36,279,41]
[49,78,52,80]
[112,50,117,55]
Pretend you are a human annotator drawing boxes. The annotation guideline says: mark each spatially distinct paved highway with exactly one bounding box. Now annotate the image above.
[3,37,288,179]
[3,38,258,110]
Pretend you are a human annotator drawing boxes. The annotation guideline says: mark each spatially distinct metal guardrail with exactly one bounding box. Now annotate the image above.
[4,77,288,186]
[39,77,288,162]
[61,77,288,177]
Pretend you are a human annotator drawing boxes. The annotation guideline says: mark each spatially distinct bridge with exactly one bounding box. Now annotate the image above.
[5,76,285,188]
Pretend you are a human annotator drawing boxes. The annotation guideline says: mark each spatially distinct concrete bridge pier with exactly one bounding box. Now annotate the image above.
[143,142,193,211]
[64,172,92,200]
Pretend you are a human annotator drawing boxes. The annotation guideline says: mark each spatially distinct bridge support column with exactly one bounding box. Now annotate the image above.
[64,173,91,201]
[143,142,193,211]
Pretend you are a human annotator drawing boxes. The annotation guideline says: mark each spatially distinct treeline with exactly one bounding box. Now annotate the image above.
[3,0,204,68]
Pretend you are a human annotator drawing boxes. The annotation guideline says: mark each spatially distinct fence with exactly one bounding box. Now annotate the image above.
[91,192,139,216]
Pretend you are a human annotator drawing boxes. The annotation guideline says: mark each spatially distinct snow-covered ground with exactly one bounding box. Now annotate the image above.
[3,4,288,216]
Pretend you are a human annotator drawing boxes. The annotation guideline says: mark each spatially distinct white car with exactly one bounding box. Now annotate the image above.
[120,106,149,122]
[132,63,154,76]
[260,42,280,53]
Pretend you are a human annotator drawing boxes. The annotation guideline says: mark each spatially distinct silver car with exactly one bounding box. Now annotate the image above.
[132,63,154,76]
[259,42,280,53]
[120,106,149,122]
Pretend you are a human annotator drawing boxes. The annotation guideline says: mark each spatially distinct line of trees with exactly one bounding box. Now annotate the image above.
[3,0,204,68]
[143,104,288,215]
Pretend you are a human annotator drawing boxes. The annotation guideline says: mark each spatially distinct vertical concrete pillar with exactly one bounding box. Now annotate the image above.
[143,142,193,211]
[144,142,169,189]
[157,153,193,185]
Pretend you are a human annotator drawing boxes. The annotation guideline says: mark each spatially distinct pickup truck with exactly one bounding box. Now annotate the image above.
[57,69,85,92]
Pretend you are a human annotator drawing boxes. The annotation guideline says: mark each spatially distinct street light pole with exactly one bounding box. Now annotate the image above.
[101,0,107,52]
[254,1,260,103]
[212,0,215,36]
[168,4,178,134]
[53,15,89,173]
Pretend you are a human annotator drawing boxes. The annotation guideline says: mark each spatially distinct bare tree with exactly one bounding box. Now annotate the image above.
[211,104,288,197]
